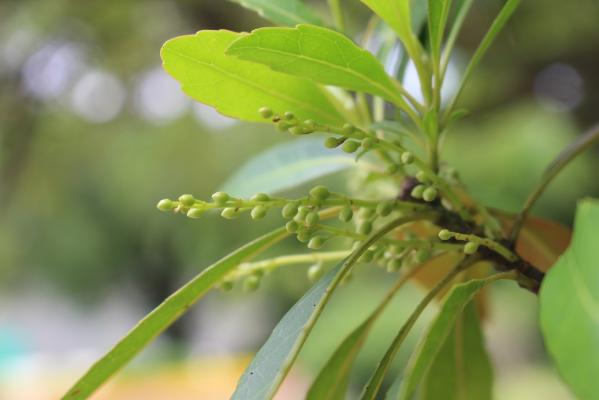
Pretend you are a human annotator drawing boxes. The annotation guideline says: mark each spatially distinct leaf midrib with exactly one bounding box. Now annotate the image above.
[163,47,341,123]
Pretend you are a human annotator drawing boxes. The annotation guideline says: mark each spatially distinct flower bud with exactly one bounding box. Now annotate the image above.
[358,220,373,235]
[342,123,355,135]
[307,263,324,282]
[376,201,393,217]
[297,229,311,243]
[219,280,234,292]
[243,275,261,292]
[387,258,403,272]
[464,241,479,255]
[282,202,299,218]
[438,229,452,241]
[361,137,375,149]
[289,126,304,135]
[411,185,426,199]
[178,194,195,207]
[413,248,431,264]
[339,206,353,222]
[422,187,438,202]
[276,122,290,132]
[157,199,175,212]
[342,140,360,153]
[211,191,229,205]
[386,164,399,174]
[284,111,295,121]
[416,170,429,183]
[259,107,273,119]
[250,193,270,202]
[187,207,204,219]
[401,152,414,165]
[308,236,325,250]
[309,185,330,201]
[251,205,267,220]
[305,211,320,227]
[221,207,239,219]
[285,220,299,233]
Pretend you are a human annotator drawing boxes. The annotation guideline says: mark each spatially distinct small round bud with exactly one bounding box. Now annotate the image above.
[219,280,234,292]
[386,164,400,174]
[411,185,426,199]
[339,206,353,222]
[416,170,429,183]
[324,137,341,148]
[276,122,290,132]
[243,275,261,292]
[308,236,325,250]
[305,211,320,227]
[211,191,229,205]
[221,207,239,219]
[251,205,267,220]
[309,185,330,201]
[297,229,311,243]
[259,107,273,119]
[289,126,304,135]
[361,137,375,149]
[342,140,360,153]
[304,120,316,130]
[284,111,295,121]
[178,194,195,207]
[157,199,175,212]
[342,123,355,135]
[250,193,270,202]
[463,241,480,255]
[438,229,453,241]
[187,207,204,219]
[307,263,324,282]
[286,220,299,233]
[358,220,373,235]
[282,202,299,219]
[401,152,414,165]
[413,248,431,264]
[387,258,403,272]
[376,201,393,217]
[422,187,438,202]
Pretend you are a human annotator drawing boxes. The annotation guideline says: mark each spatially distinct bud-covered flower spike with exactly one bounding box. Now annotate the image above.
[211,191,229,205]
[422,187,438,202]
[157,199,175,211]
[178,194,195,207]
[259,107,273,119]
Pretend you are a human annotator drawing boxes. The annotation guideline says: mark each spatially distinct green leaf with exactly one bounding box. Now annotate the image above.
[419,303,493,400]
[540,199,599,400]
[442,0,474,65]
[222,137,356,198]
[447,0,521,114]
[226,24,410,110]
[228,0,322,26]
[61,228,289,400]
[389,273,512,400]
[361,0,417,57]
[161,30,344,125]
[428,0,452,63]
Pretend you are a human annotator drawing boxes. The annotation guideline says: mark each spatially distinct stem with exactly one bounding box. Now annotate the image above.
[360,254,481,399]
[509,122,599,242]
[327,0,346,32]
[445,231,518,262]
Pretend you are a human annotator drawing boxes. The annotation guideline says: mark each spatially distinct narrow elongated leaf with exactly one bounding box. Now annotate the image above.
[540,199,599,400]
[226,24,410,110]
[161,30,344,125]
[361,0,415,55]
[62,228,289,400]
[222,137,355,197]
[442,0,473,64]
[420,303,493,400]
[428,0,451,64]
[228,0,322,26]
[389,272,513,400]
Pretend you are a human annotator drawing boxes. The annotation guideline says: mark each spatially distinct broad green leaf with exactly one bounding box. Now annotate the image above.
[232,259,347,400]
[428,0,452,63]
[62,228,289,400]
[420,303,493,400]
[226,24,410,110]
[228,0,322,26]
[389,272,512,400]
[447,0,521,113]
[222,137,356,198]
[540,199,599,400]
[161,30,344,125]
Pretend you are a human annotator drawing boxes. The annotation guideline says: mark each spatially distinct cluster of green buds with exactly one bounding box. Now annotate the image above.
[410,170,439,203]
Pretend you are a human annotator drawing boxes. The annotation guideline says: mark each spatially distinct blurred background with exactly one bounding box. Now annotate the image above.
[0,0,598,398]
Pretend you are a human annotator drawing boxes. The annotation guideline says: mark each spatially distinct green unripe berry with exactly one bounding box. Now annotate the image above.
[250,193,270,202]
[187,207,204,219]
[297,229,311,243]
[308,236,325,250]
[438,229,453,241]
[178,194,195,207]
[387,258,403,272]
[401,152,414,165]
[358,220,373,235]
[307,263,324,282]
[284,111,295,121]
[286,220,299,233]
[361,137,375,149]
[243,275,261,292]
[259,107,273,119]
[422,187,438,202]
[416,170,429,183]
[411,185,426,199]
[376,201,393,217]
[211,191,229,205]
[157,199,175,212]
[221,207,239,219]
[289,126,304,135]
[219,280,234,292]
[309,185,330,201]
[342,140,360,153]
[282,202,299,218]
[251,205,267,220]
[305,211,320,227]
[339,206,353,222]
[324,137,341,148]
[386,164,400,174]
[342,123,355,135]
[463,241,480,255]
